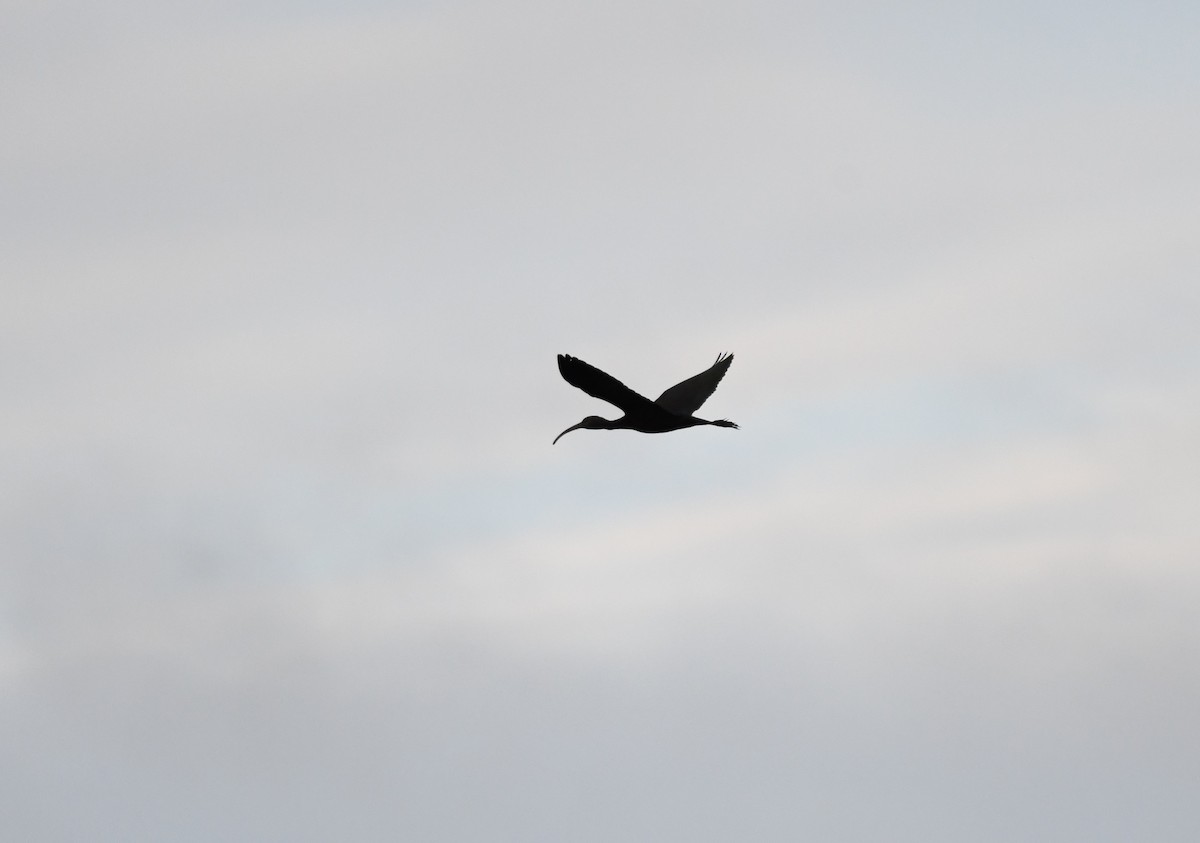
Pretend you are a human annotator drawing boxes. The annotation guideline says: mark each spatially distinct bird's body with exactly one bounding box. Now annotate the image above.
[553,353,738,444]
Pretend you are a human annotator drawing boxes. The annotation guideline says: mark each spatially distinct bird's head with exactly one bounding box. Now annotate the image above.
[553,415,612,444]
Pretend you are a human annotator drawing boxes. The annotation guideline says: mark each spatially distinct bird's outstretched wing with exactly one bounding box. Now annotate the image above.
[558,354,661,415]
[654,353,734,416]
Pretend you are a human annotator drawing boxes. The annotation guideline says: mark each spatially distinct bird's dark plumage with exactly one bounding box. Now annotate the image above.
[654,352,733,416]
[556,354,664,418]
[553,353,738,444]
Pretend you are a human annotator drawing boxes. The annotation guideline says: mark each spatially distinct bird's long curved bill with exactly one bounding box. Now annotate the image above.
[553,422,586,444]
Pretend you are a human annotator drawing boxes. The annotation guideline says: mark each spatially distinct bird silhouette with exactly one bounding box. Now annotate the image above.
[554,353,739,444]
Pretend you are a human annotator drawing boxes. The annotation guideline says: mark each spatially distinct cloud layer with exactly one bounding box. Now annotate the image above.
[3,1,1199,840]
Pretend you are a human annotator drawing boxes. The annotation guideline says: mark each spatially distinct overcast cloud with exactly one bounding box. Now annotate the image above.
[3,1,1199,840]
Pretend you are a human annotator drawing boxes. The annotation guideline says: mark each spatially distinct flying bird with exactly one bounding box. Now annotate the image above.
[554,353,739,444]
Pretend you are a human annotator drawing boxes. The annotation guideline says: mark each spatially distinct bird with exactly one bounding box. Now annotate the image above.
[554,352,739,444]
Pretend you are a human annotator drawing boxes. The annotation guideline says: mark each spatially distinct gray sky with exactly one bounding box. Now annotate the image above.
[3,1,1199,840]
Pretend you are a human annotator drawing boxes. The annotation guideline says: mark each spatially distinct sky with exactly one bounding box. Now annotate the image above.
[2,0,1199,840]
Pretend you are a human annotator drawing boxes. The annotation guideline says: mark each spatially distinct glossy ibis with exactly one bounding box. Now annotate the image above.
[554,353,739,444]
